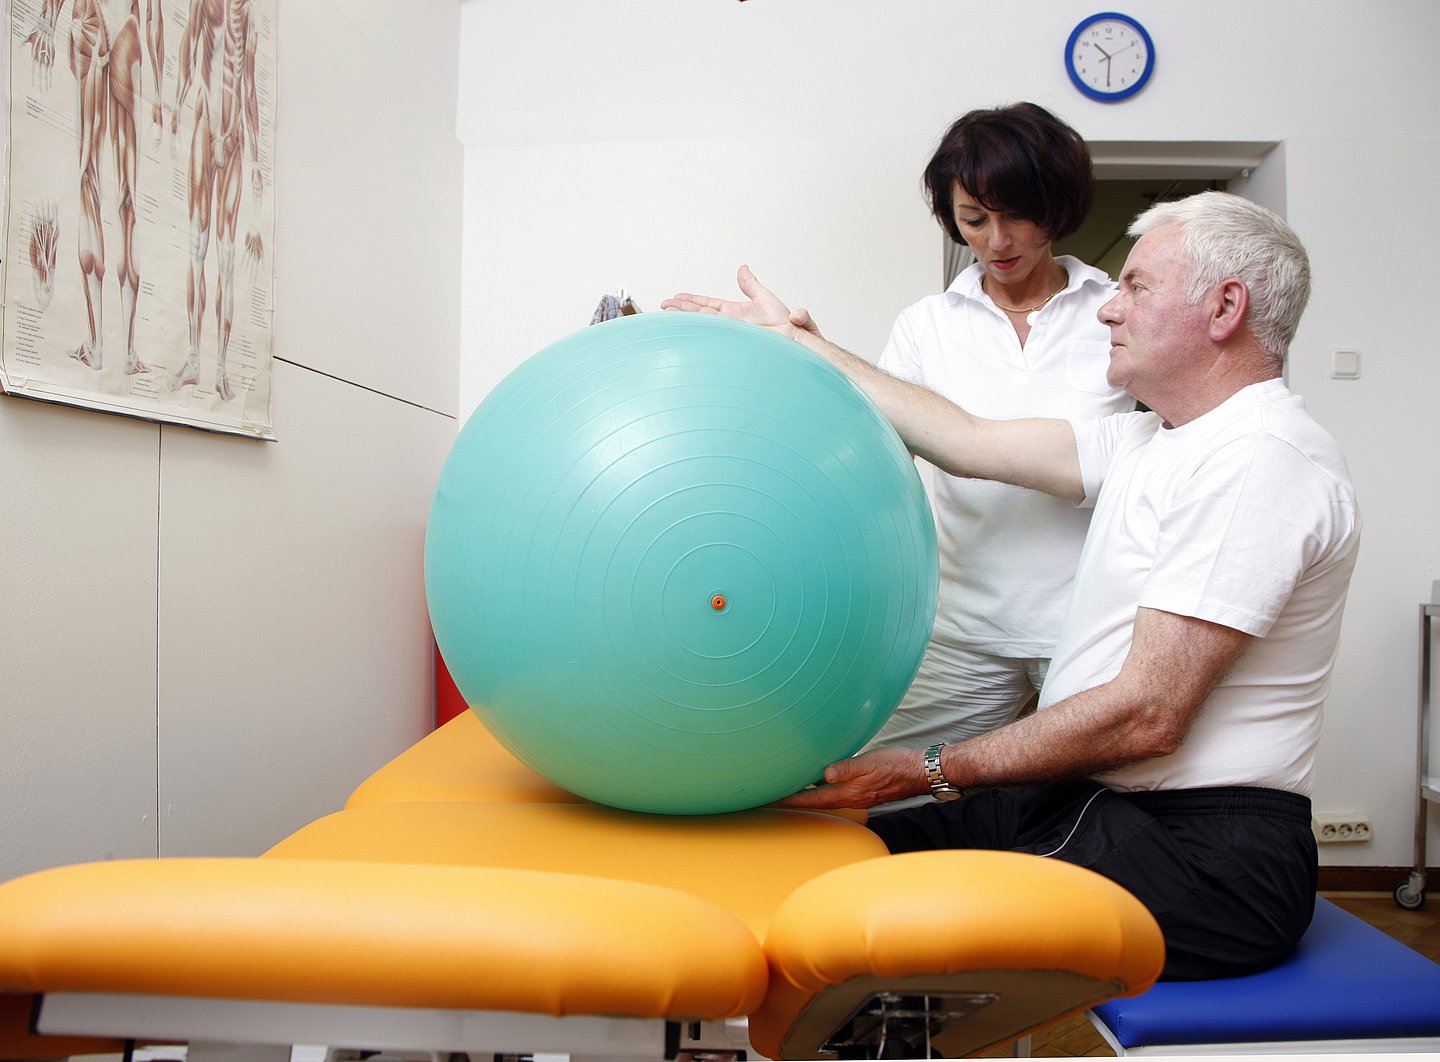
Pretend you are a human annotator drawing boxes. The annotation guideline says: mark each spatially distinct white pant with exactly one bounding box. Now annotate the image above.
[860,641,1050,812]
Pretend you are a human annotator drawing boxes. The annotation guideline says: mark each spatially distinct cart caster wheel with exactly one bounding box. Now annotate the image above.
[1395,880,1426,910]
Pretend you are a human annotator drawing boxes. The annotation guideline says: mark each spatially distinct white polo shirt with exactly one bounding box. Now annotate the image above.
[879,256,1134,656]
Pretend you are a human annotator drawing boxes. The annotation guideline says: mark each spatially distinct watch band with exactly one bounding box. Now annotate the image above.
[923,742,963,801]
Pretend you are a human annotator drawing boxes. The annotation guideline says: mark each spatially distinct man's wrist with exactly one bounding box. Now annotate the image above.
[923,742,964,801]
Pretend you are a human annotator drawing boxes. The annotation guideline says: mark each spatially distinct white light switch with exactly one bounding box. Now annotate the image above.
[1329,349,1361,379]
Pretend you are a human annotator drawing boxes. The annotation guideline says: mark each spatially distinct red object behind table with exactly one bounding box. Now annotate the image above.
[435,640,468,727]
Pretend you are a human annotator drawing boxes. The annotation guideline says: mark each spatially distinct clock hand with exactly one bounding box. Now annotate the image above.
[1097,48,1114,87]
[1093,43,1113,59]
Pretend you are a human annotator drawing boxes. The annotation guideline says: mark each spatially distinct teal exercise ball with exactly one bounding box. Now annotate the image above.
[425,313,938,814]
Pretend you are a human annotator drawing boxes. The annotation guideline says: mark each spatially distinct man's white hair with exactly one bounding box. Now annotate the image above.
[1129,191,1310,360]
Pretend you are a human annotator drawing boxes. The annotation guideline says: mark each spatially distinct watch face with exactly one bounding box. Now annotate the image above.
[1067,14,1154,101]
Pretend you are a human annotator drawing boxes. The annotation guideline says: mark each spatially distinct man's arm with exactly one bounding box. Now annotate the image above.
[780,607,1253,810]
[663,266,1085,502]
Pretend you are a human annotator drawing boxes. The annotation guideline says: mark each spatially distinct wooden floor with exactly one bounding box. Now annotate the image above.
[991,892,1440,1057]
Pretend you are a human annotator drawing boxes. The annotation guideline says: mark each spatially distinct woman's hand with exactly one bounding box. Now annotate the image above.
[777,747,928,810]
[663,266,821,341]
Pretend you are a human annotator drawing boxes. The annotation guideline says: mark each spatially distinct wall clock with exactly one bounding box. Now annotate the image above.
[1066,12,1155,102]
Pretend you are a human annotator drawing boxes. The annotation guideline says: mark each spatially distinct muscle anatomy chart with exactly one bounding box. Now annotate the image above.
[0,0,277,439]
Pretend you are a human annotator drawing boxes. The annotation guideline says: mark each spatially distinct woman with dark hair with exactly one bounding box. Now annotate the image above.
[665,103,1134,795]
[852,102,1134,789]
[924,102,1096,266]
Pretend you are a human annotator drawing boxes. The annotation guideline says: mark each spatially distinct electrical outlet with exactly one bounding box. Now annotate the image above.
[1312,812,1372,843]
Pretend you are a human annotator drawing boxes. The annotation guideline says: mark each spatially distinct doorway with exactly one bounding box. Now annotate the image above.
[942,140,1282,286]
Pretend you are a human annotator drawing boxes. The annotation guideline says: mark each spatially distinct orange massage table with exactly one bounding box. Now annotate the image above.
[0,711,1164,1061]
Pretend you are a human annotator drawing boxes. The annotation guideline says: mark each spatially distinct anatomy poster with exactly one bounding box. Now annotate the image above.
[0,0,277,439]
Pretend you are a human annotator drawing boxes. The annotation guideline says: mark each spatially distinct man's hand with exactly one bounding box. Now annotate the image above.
[778,747,928,810]
[662,265,819,341]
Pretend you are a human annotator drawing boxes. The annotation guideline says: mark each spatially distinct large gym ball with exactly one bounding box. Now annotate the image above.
[425,313,938,814]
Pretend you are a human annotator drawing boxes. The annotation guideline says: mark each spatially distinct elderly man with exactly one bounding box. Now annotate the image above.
[663,192,1360,979]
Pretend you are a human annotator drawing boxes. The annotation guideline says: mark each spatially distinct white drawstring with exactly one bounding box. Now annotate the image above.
[1035,787,1107,858]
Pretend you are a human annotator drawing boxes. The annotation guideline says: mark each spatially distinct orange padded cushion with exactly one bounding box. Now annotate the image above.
[0,858,765,1020]
[265,801,888,937]
[344,710,869,826]
[345,710,582,808]
[750,850,1165,1058]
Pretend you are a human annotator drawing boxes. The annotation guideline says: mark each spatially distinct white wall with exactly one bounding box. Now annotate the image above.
[457,0,1440,870]
[0,0,463,879]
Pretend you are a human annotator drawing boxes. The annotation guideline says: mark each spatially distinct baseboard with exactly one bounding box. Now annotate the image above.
[1318,865,1436,892]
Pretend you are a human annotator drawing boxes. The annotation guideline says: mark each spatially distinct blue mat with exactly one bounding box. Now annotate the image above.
[1091,898,1440,1048]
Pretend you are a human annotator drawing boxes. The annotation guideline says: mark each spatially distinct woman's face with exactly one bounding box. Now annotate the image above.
[951,181,1055,288]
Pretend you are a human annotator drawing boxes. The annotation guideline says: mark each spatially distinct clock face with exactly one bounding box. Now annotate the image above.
[1066,14,1154,101]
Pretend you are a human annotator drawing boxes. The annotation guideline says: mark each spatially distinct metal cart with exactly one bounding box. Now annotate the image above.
[1397,602,1439,910]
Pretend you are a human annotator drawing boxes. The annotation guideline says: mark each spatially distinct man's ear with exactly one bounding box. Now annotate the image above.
[1209,277,1249,342]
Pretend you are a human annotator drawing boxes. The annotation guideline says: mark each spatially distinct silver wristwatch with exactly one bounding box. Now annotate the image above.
[924,742,963,801]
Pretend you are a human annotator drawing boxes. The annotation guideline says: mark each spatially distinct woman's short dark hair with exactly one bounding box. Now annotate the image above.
[923,102,1095,245]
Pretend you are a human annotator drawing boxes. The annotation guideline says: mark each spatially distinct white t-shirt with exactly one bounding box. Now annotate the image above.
[1044,379,1361,795]
[879,256,1134,656]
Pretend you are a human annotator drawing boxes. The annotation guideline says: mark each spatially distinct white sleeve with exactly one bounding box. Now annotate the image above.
[1140,435,1333,636]
[876,310,923,383]
[1068,409,1152,510]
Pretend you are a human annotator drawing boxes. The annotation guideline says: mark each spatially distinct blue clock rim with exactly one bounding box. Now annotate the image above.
[1065,11,1155,102]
